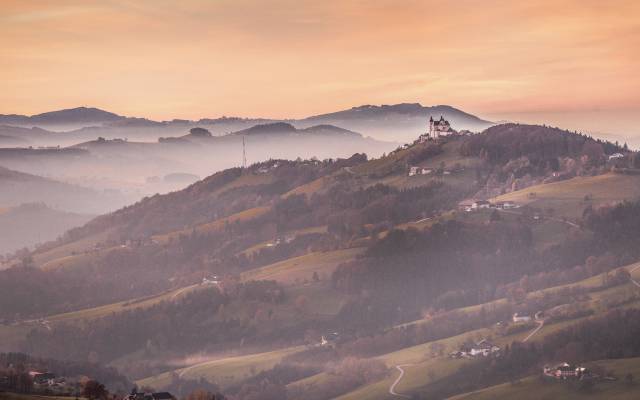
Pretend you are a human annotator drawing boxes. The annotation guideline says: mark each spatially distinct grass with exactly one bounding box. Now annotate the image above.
[238,225,328,257]
[449,357,640,400]
[40,244,131,271]
[46,284,202,324]
[29,229,115,268]
[136,346,305,390]
[153,206,270,244]
[213,173,275,197]
[493,173,640,220]
[240,248,364,285]
[0,394,82,400]
[283,176,331,198]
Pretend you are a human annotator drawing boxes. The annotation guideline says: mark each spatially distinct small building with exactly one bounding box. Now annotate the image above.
[512,312,532,323]
[29,371,56,385]
[608,153,624,160]
[320,332,340,347]
[451,339,500,358]
[472,200,491,210]
[151,393,177,400]
[408,167,434,177]
[125,391,176,400]
[468,339,501,357]
[202,276,220,285]
[495,201,517,209]
[458,202,473,212]
[543,363,591,380]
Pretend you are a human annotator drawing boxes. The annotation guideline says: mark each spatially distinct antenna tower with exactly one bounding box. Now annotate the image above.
[242,136,247,169]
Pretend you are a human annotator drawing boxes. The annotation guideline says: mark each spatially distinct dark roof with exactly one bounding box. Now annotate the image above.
[152,393,175,400]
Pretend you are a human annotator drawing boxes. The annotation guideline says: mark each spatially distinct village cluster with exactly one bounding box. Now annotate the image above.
[458,199,519,212]
[1,370,76,396]
[449,312,541,359]
[0,369,178,400]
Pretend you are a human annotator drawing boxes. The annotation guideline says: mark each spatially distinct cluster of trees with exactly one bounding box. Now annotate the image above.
[460,123,624,168]
[331,220,536,328]
[23,286,284,367]
[287,357,387,400]
[585,200,640,259]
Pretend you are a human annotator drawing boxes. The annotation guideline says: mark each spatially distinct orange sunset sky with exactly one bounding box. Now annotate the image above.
[1,0,639,135]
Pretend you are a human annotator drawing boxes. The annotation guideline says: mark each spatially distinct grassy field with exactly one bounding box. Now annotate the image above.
[40,244,132,271]
[212,173,275,197]
[449,357,640,400]
[283,176,332,198]
[238,225,328,257]
[137,346,306,390]
[0,283,203,349]
[239,247,364,284]
[494,172,640,220]
[46,284,202,324]
[0,394,81,400]
[29,229,115,268]
[153,206,270,244]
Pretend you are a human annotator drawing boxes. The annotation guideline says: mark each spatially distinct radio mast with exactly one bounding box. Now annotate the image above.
[242,136,247,169]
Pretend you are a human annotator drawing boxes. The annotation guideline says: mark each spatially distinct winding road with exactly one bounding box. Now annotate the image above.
[389,364,413,398]
[630,264,640,288]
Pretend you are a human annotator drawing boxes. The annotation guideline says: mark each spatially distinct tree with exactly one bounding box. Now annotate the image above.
[490,210,501,222]
[82,380,108,400]
[185,389,218,400]
[625,373,634,386]
[294,295,308,313]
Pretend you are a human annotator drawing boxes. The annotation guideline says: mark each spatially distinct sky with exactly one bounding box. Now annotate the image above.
[1,0,639,137]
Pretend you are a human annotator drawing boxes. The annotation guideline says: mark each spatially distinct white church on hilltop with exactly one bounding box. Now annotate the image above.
[429,115,452,138]
[419,115,453,143]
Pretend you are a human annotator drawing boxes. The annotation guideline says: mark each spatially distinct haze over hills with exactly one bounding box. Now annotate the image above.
[298,103,494,141]
[2,123,640,399]
[0,103,493,146]
[0,203,93,255]
[0,165,131,254]
[0,106,124,131]
[0,122,396,203]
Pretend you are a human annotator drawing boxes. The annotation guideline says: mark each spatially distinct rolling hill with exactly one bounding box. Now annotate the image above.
[1,123,640,399]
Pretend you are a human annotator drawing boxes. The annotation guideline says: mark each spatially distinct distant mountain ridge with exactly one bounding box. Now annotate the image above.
[233,122,361,137]
[0,107,124,127]
[0,103,493,142]
[304,103,490,122]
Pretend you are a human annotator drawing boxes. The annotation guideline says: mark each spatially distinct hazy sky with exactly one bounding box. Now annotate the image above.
[2,0,639,126]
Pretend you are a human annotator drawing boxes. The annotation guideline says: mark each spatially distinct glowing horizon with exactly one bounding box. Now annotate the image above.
[2,0,639,122]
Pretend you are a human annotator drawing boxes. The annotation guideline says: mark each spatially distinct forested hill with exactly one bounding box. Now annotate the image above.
[47,123,627,244]
[1,123,639,400]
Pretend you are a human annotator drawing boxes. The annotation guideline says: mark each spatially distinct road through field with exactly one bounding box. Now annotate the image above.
[389,364,413,398]
[523,319,544,342]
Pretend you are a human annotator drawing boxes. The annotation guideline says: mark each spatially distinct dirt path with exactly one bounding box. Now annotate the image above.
[523,319,544,342]
[389,364,413,398]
